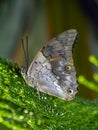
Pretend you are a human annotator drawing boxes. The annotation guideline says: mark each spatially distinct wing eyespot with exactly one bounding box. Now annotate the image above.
[67,88,73,95]
[65,65,71,71]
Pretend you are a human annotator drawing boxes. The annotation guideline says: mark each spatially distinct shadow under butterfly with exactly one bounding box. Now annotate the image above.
[21,29,78,101]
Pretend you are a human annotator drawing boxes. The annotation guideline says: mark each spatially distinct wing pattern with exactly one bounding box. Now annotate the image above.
[22,29,78,100]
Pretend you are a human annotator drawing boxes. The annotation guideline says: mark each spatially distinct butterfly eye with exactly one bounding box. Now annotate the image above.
[65,65,71,71]
[21,67,27,74]
[67,88,73,95]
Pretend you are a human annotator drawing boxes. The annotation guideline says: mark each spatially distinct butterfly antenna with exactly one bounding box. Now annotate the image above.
[22,36,29,69]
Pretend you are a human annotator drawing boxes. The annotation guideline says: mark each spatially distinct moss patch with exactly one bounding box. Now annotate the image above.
[0,57,98,130]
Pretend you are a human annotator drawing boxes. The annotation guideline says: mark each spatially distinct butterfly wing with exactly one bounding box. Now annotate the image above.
[42,29,78,63]
[23,29,78,100]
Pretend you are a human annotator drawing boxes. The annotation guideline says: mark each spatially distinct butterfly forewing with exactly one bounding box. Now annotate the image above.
[42,29,77,61]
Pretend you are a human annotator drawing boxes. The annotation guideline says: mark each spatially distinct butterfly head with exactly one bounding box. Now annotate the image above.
[21,66,28,81]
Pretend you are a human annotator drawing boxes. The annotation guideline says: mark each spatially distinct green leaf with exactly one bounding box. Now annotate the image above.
[78,76,98,92]
[89,55,98,67]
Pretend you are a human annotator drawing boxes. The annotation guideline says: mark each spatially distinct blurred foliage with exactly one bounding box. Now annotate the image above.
[0,57,98,130]
[79,55,98,94]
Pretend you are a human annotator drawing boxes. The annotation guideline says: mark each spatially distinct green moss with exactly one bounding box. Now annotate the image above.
[0,57,98,130]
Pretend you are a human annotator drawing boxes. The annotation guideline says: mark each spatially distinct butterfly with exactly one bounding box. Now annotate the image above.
[21,29,78,101]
